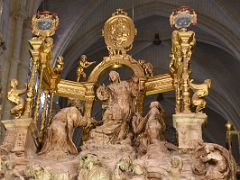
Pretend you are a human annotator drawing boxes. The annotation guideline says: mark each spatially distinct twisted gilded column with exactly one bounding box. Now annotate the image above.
[39,90,49,140]
[22,37,43,118]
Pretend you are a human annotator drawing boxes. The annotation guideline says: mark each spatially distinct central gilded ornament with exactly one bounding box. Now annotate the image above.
[103,9,137,55]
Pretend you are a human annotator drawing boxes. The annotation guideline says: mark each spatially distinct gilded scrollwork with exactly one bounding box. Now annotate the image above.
[189,79,211,113]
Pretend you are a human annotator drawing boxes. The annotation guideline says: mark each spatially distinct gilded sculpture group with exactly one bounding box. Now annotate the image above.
[0,7,237,180]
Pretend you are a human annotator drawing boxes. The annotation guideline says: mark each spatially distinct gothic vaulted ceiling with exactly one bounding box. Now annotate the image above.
[41,0,240,147]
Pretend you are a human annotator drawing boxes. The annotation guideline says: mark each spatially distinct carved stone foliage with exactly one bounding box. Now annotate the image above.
[78,153,111,180]
[0,159,25,180]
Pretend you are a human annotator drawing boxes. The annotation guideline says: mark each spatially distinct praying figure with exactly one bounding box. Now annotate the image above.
[132,101,166,154]
[39,100,97,160]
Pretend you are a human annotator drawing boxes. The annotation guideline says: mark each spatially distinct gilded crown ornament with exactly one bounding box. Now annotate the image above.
[169,6,197,30]
[102,9,137,55]
[32,11,59,37]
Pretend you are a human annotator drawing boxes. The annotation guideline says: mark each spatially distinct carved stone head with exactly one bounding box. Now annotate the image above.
[10,79,18,88]
[150,101,160,109]
[109,71,120,83]
[204,144,215,154]
[80,153,101,170]
[81,55,87,62]
[170,156,183,169]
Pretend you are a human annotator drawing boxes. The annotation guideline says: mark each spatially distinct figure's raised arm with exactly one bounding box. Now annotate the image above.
[84,60,96,67]
[132,113,148,134]
[16,83,28,95]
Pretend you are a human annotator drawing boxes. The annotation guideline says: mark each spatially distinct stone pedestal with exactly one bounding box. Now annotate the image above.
[1,118,36,159]
[173,113,207,149]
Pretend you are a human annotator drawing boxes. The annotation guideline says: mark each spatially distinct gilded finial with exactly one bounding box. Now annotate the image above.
[32,11,59,37]
[112,9,128,16]
[225,121,232,131]
[169,6,197,31]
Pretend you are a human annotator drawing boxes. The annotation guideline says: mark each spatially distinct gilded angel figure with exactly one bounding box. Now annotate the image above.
[7,79,27,118]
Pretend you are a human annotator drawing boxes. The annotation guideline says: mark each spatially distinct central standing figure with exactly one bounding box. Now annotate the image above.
[92,71,139,144]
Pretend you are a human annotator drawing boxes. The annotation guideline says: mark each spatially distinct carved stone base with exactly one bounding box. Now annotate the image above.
[25,157,79,179]
[0,118,36,160]
[0,141,237,179]
[81,140,136,171]
[173,113,207,149]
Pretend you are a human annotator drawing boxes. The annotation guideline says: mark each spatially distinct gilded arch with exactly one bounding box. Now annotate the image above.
[88,55,145,82]
[84,55,146,117]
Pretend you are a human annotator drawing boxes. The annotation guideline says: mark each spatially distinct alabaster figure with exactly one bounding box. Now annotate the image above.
[93,70,139,144]
[39,105,96,160]
[132,101,166,154]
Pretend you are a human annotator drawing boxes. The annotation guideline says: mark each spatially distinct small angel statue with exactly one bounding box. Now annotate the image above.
[7,79,27,118]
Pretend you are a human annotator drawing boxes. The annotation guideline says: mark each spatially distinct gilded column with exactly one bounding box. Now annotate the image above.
[84,83,95,117]
[22,37,43,118]
[39,90,49,140]
[169,7,196,114]
[47,91,54,127]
